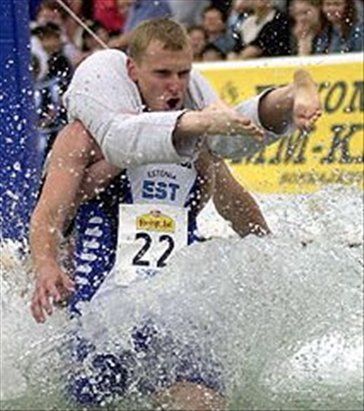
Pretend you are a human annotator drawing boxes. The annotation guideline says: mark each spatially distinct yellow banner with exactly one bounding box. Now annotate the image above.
[197,54,364,193]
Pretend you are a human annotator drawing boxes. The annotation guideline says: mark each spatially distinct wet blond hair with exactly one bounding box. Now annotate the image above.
[128,18,190,62]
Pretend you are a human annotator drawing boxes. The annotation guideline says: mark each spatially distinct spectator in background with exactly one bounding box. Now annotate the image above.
[187,25,208,62]
[32,22,73,91]
[355,0,363,22]
[35,0,65,25]
[228,0,253,34]
[31,34,49,81]
[123,0,171,33]
[81,21,110,54]
[202,5,237,55]
[237,0,291,58]
[290,0,327,55]
[211,0,233,15]
[315,0,363,53]
[31,51,67,160]
[273,0,289,10]
[34,0,83,65]
[202,42,228,61]
[31,22,72,155]
[168,0,210,26]
[92,0,128,35]
[238,0,277,46]
[60,0,84,52]
[108,0,171,50]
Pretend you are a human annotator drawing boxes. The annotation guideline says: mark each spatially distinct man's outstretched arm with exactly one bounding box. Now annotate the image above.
[65,50,321,166]
[64,50,265,167]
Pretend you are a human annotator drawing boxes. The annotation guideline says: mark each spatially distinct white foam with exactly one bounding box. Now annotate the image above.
[0,185,363,410]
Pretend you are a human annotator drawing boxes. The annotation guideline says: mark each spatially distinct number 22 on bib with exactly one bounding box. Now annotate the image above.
[114,204,188,286]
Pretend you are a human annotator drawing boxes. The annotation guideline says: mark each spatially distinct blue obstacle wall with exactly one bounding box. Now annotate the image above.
[0,0,43,240]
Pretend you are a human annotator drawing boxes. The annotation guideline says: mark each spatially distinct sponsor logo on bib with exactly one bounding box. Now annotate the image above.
[136,210,175,233]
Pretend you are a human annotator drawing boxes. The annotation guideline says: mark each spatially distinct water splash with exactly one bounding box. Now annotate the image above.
[1,185,363,410]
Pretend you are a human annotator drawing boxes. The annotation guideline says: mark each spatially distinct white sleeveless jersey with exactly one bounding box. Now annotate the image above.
[72,161,201,312]
[77,161,200,303]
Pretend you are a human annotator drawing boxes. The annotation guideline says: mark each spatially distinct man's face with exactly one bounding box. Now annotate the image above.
[127,40,193,111]
[203,9,226,36]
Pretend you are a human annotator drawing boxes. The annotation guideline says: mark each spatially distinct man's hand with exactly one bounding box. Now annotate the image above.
[202,102,264,141]
[173,103,264,155]
[31,263,75,323]
[293,69,322,131]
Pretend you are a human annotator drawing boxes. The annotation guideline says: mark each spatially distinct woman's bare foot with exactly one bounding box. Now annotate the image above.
[293,69,322,131]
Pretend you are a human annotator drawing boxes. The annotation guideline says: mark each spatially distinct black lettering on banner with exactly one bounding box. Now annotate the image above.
[132,232,175,268]
[320,81,363,113]
[318,81,330,93]
[243,131,309,165]
[321,123,364,164]
[244,147,266,165]
[324,81,347,113]
[221,81,240,105]
[347,81,364,113]
[279,171,363,186]
[269,131,309,164]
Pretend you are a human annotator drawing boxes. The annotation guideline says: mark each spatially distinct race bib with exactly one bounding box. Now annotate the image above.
[114,204,188,286]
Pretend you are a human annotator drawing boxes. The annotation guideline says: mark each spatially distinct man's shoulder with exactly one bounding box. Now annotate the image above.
[78,49,127,71]
[64,49,133,106]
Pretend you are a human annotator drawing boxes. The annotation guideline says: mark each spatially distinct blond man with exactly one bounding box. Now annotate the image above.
[30,18,321,410]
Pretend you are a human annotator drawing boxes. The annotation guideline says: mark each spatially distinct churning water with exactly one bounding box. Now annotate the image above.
[1,185,363,410]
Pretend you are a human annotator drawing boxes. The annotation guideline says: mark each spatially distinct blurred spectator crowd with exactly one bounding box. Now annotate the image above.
[29,0,363,156]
